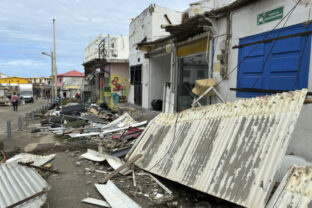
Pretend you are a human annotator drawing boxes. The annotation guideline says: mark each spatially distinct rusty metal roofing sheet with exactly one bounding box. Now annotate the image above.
[129,90,307,208]
[267,165,312,208]
[0,162,50,208]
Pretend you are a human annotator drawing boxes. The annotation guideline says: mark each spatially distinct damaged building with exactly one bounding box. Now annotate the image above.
[2,1,312,208]
[83,34,129,109]
[135,0,312,161]
[128,4,182,109]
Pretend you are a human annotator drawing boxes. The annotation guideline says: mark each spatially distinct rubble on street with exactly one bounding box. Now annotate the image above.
[2,0,312,207]
[1,90,312,208]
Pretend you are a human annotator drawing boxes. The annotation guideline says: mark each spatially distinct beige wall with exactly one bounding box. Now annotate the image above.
[111,63,129,79]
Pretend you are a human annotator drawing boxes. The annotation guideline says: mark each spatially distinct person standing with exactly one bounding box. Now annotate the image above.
[11,92,19,111]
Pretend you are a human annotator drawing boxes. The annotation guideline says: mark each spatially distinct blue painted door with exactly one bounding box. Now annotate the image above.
[237,23,311,97]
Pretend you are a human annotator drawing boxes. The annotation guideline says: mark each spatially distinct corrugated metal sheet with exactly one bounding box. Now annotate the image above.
[129,90,307,208]
[267,165,312,208]
[0,162,50,208]
[6,153,55,166]
[102,113,137,130]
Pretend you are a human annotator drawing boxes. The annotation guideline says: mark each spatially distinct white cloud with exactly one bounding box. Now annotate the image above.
[0,0,193,77]
[0,59,45,67]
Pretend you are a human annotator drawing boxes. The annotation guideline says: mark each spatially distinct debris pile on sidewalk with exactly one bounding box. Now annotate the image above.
[36,103,148,158]
[4,90,312,208]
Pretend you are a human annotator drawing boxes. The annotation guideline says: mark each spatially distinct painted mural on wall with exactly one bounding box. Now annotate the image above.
[109,74,130,108]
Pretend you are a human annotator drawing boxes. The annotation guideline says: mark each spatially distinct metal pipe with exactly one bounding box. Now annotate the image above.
[18,117,22,131]
[7,121,11,139]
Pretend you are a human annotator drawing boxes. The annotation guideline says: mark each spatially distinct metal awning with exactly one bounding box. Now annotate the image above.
[138,15,212,52]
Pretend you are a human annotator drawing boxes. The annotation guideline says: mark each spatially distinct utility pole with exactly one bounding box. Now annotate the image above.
[51,51,54,103]
[53,19,57,103]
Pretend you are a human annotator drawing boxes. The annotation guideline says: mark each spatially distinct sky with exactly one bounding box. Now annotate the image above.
[0,0,193,78]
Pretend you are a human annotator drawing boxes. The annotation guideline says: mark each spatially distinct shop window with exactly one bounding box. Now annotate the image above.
[178,53,209,111]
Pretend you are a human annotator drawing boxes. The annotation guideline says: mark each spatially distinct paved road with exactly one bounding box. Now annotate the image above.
[0,99,49,135]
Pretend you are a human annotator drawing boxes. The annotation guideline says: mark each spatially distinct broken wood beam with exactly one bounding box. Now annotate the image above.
[18,162,59,174]
[100,154,142,184]
[6,189,46,208]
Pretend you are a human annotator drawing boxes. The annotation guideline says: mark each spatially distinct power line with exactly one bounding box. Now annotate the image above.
[251,1,299,89]
[214,0,303,89]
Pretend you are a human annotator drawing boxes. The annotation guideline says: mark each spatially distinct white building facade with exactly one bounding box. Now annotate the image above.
[137,0,312,160]
[128,4,182,109]
[84,34,129,63]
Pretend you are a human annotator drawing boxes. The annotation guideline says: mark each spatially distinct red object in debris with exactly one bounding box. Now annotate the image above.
[112,127,143,140]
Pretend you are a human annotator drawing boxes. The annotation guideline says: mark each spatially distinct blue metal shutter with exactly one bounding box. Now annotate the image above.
[237,23,312,97]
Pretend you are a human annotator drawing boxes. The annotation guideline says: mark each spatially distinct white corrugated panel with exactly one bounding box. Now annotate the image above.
[102,113,137,130]
[267,165,312,208]
[0,162,50,208]
[95,181,141,208]
[129,90,307,208]
[6,153,55,166]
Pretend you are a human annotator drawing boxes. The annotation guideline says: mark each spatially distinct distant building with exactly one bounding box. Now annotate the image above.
[83,34,129,108]
[28,77,52,85]
[0,77,29,86]
[84,34,129,63]
[28,77,52,97]
[57,70,85,98]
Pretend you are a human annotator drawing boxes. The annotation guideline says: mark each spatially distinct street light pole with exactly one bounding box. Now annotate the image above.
[53,19,57,103]
[50,51,54,103]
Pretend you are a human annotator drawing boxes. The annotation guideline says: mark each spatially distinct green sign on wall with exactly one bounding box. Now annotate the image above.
[257,7,284,25]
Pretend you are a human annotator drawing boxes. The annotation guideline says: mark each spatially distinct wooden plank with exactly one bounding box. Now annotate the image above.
[100,154,142,184]
[6,189,46,208]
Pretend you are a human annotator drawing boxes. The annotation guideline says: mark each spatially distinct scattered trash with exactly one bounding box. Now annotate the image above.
[80,149,108,162]
[18,161,60,174]
[82,197,111,207]
[31,128,41,133]
[100,154,142,184]
[95,180,141,208]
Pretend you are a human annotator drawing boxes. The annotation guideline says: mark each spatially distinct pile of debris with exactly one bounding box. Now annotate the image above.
[2,90,312,208]
[38,103,147,156]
